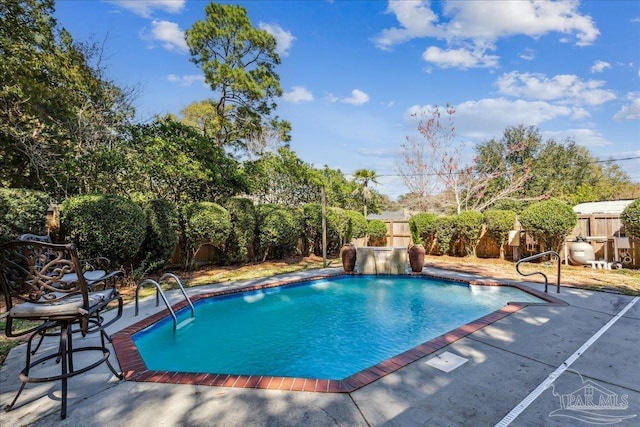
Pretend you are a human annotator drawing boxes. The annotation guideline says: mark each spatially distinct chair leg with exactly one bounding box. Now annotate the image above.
[4,322,55,413]
[5,306,123,418]
[100,328,123,380]
[30,328,47,355]
[60,322,69,420]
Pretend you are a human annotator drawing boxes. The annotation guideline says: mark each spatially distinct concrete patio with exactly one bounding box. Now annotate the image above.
[1,267,638,426]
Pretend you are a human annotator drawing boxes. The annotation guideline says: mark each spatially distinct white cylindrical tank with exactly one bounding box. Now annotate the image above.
[568,238,595,266]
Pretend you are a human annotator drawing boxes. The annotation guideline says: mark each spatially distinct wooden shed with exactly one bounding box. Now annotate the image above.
[567,200,637,268]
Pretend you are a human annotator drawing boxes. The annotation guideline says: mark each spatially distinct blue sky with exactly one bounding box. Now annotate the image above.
[53,0,640,200]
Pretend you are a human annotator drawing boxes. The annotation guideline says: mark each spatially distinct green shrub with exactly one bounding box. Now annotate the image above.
[301,204,338,255]
[454,211,484,256]
[484,209,517,259]
[519,199,577,252]
[621,199,640,238]
[434,215,456,255]
[367,219,387,246]
[344,209,367,241]
[134,199,178,278]
[328,207,349,248]
[301,205,365,255]
[224,197,256,263]
[257,204,301,261]
[302,203,323,256]
[409,212,437,244]
[183,202,231,267]
[60,194,146,267]
[0,188,50,244]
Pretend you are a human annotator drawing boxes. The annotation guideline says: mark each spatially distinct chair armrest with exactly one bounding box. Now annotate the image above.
[86,269,125,293]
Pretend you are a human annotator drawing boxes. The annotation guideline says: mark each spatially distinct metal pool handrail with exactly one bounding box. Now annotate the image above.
[135,273,195,330]
[515,251,561,293]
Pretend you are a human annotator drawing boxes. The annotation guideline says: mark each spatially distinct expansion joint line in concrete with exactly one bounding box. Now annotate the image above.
[349,392,372,427]
[494,296,639,427]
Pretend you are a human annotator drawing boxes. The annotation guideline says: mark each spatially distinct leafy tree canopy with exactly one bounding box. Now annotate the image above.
[186,2,291,154]
[124,116,247,205]
[243,147,320,206]
[474,125,633,206]
[0,0,136,198]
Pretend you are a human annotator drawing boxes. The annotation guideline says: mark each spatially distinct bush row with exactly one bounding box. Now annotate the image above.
[0,189,371,275]
[409,200,580,257]
[3,190,637,272]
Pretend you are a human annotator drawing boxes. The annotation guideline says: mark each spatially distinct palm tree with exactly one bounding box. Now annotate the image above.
[352,168,379,218]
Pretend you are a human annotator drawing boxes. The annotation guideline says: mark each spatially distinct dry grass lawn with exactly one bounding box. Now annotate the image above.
[137,254,640,299]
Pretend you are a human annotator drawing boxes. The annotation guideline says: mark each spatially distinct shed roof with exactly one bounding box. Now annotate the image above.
[367,209,413,220]
[573,199,634,215]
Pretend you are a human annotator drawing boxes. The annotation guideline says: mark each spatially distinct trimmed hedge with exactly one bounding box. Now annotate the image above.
[301,205,366,255]
[257,204,301,261]
[484,209,517,259]
[0,188,50,244]
[183,202,231,267]
[621,199,640,238]
[455,211,484,256]
[434,215,456,255]
[302,203,324,256]
[60,194,146,266]
[343,209,368,242]
[224,197,257,263]
[134,199,178,278]
[367,219,387,246]
[519,199,577,252]
[409,212,437,245]
[328,207,349,249]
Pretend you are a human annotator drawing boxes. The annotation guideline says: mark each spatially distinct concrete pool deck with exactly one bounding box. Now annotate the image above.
[1,267,639,426]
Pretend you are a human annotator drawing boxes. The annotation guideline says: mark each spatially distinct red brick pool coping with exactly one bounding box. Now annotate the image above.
[112,273,567,393]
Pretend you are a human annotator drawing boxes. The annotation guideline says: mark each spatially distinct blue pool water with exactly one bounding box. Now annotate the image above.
[133,276,544,379]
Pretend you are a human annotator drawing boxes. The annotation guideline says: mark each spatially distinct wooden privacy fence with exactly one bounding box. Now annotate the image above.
[374,216,639,268]
[382,219,412,248]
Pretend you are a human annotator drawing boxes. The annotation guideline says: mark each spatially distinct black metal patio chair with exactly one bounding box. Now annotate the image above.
[0,240,124,419]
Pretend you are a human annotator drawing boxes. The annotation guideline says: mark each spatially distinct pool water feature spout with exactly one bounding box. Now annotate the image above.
[355,247,407,274]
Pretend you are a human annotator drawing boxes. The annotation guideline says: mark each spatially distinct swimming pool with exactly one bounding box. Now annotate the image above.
[114,274,559,391]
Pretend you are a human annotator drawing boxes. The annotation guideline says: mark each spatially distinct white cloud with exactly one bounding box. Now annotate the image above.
[143,20,188,53]
[373,0,443,50]
[259,23,295,56]
[422,46,499,69]
[442,1,599,46]
[591,60,611,73]
[167,74,205,86]
[496,71,616,106]
[613,93,640,120]
[108,0,185,18]
[374,0,600,69]
[283,86,314,103]
[355,147,398,158]
[405,98,579,140]
[325,94,340,103]
[543,128,611,147]
[341,89,370,106]
[519,48,535,61]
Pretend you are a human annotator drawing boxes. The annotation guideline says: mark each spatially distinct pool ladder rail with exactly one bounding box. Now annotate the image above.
[515,250,561,293]
[135,273,195,330]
